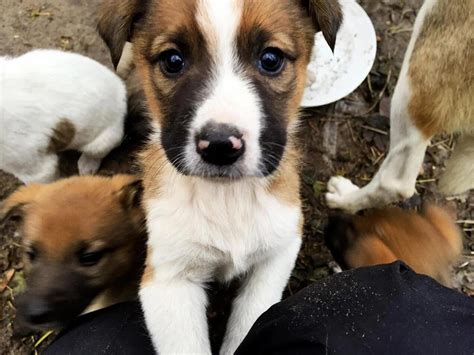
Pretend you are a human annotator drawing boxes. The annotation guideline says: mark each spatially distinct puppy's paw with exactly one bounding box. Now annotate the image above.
[327,176,359,195]
[326,176,360,210]
[78,154,102,175]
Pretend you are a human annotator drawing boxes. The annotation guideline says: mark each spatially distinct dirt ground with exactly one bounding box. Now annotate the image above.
[0,0,472,354]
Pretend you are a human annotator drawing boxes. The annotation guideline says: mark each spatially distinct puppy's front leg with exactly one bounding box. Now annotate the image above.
[220,237,301,355]
[326,68,431,213]
[326,132,428,213]
[140,274,211,354]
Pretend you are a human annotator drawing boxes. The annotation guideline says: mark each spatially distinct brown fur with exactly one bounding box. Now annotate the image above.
[238,0,316,127]
[408,0,474,138]
[304,0,343,50]
[97,0,144,68]
[1,175,147,329]
[141,246,155,286]
[267,146,301,206]
[326,206,463,287]
[47,119,76,153]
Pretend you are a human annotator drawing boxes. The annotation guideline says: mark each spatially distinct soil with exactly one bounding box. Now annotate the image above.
[0,1,472,354]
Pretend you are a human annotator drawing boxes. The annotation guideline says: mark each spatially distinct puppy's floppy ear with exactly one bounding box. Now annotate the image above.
[0,184,43,224]
[117,179,144,210]
[301,0,343,51]
[97,0,147,68]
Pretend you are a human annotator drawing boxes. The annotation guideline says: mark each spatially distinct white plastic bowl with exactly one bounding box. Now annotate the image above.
[301,0,377,107]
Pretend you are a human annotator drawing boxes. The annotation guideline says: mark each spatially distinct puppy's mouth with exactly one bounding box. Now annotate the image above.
[15,291,98,331]
[181,160,248,180]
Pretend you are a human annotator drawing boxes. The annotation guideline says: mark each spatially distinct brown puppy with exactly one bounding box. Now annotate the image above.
[0,175,146,330]
[325,205,463,287]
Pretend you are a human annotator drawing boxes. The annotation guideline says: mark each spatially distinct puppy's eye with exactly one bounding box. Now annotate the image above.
[259,48,285,75]
[159,49,185,76]
[26,247,38,262]
[78,250,105,267]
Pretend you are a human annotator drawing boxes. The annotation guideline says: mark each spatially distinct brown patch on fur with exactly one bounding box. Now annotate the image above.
[47,119,76,153]
[141,246,155,285]
[132,0,210,130]
[408,0,474,138]
[328,206,463,287]
[17,175,144,259]
[139,143,172,201]
[267,145,301,206]
[239,0,316,128]
[298,215,305,236]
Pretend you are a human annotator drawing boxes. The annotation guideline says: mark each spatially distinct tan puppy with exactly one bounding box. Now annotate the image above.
[327,0,474,212]
[0,175,146,330]
[325,205,463,287]
[98,0,343,353]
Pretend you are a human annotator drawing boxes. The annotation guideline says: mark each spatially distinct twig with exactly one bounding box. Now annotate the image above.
[360,68,393,115]
[361,125,388,135]
[347,121,357,144]
[389,27,414,34]
[367,74,374,97]
[373,153,385,166]
[416,179,437,184]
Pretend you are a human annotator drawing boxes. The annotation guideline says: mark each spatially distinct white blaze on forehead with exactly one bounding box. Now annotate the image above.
[191,0,264,174]
[196,0,243,62]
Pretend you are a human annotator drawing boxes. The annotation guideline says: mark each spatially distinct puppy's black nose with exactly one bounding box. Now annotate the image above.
[196,123,245,166]
[22,299,54,325]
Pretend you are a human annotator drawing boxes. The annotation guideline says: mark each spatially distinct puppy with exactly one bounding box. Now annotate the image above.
[0,49,127,184]
[0,175,146,330]
[327,0,473,213]
[98,1,343,353]
[325,205,463,287]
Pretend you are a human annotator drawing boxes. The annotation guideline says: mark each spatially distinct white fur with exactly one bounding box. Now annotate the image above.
[0,49,127,183]
[140,162,301,354]
[326,0,437,213]
[183,0,263,176]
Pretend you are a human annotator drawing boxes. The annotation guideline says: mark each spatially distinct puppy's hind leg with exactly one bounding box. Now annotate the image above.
[78,125,124,175]
[326,70,430,213]
[438,134,474,196]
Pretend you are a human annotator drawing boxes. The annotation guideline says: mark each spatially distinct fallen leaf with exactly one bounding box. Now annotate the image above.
[0,269,15,293]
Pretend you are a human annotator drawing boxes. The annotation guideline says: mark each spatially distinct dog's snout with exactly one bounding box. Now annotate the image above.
[196,123,245,166]
[22,299,54,325]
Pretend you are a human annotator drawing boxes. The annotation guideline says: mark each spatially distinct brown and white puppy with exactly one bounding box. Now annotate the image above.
[325,205,463,287]
[0,175,146,330]
[327,0,474,212]
[98,1,342,353]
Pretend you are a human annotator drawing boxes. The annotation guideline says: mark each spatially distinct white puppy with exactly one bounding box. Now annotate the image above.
[0,49,127,183]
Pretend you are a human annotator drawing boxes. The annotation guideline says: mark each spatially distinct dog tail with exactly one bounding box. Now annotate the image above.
[438,134,474,196]
[422,204,463,261]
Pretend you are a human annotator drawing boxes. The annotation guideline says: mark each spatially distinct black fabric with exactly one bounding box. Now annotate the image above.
[45,262,474,355]
[45,301,154,355]
[237,262,474,355]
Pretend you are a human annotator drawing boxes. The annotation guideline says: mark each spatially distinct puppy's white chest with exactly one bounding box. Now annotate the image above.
[146,178,301,281]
